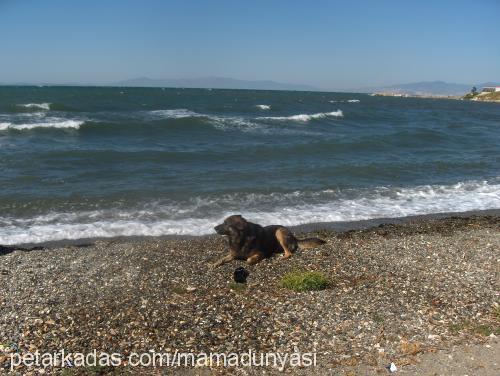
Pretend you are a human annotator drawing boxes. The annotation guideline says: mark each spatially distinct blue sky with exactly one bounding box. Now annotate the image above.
[1,0,499,89]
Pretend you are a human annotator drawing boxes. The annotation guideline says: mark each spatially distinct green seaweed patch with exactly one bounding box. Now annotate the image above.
[448,319,500,337]
[448,322,467,335]
[474,324,499,337]
[494,305,500,320]
[280,271,329,292]
[229,282,247,293]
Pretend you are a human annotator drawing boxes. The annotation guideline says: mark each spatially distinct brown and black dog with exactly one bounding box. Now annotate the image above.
[212,215,326,267]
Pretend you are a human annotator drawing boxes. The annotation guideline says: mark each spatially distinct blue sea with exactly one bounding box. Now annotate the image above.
[0,86,499,244]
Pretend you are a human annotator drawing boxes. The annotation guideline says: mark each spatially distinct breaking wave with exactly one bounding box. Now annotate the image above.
[0,122,12,131]
[330,99,360,103]
[256,104,271,110]
[1,179,498,244]
[0,107,345,135]
[147,109,203,119]
[259,110,343,121]
[0,119,85,131]
[144,109,320,134]
[17,103,51,110]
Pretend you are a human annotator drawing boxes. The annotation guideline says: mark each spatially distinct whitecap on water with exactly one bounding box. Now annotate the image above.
[1,178,498,244]
[258,110,343,121]
[0,119,84,131]
[147,109,202,119]
[17,103,51,110]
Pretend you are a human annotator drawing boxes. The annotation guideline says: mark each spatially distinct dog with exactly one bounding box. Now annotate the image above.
[212,215,326,267]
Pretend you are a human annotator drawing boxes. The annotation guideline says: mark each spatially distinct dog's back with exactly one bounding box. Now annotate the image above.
[212,215,325,266]
[260,224,287,255]
[249,223,324,256]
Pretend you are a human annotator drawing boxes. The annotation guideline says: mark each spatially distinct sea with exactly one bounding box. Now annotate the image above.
[0,86,499,245]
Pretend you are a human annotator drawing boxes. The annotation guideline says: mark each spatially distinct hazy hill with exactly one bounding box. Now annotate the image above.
[113,76,319,91]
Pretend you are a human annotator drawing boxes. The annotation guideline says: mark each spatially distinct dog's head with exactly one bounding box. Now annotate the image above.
[214,215,248,236]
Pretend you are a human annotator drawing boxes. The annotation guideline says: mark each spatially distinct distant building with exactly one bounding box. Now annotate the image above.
[481,86,500,93]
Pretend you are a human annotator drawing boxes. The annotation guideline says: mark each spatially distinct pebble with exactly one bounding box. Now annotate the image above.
[0,215,498,375]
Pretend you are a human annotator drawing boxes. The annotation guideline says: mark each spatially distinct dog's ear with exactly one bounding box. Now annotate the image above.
[228,215,247,231]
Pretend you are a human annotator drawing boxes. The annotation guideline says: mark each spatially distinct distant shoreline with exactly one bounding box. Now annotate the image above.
[372,91,500,103]
[371,92,462,99]
[2,84,499,101]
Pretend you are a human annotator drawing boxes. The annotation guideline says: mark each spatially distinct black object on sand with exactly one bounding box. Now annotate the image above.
[233,267,249,283]
[0,245,44,256]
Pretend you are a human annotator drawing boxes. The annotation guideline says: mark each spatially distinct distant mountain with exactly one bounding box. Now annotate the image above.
[356,81,473,96]
[2,78,499,94]
[112,76,319,91]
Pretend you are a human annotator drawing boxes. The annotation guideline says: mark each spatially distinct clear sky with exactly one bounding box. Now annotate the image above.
[1,0,499,89]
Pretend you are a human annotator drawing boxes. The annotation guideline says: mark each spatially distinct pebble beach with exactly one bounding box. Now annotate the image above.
[0,214,499,375]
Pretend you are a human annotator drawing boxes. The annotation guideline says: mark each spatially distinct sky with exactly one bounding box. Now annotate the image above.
[1,0,499,90]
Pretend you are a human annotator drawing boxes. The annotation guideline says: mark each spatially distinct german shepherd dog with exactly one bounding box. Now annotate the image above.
[212,215,326,267]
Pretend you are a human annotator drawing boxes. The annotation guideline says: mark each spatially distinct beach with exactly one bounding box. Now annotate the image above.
[2,1,500,374]
[1,87,499,374]
[1,213,498,374]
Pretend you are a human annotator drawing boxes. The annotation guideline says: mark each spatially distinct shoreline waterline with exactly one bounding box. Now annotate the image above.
[7,208,499,249]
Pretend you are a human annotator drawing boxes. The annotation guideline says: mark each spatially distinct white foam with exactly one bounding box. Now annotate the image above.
[206,115,322,136]
[256,104,271,110]
[23,112,47,118]
[148,109,202,119]
[252,180,500,227]
[18,103,51,110]
[208,115,264,133]
[329,100,359,103]
[140,107,325,134]
[0,119,84,131]
[146,109,263,132]
[259,110,343,122]
[1,179,498,245]
[0,122,12,130]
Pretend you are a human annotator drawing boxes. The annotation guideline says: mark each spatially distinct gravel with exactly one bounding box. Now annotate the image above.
[0,215,498,375]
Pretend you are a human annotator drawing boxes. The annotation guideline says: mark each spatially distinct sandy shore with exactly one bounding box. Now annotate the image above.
[1,214,499,374]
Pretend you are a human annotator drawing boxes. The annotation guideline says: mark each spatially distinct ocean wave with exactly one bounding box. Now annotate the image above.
[1,179,498,244]
[207,115,265,132]
[258,110,343,122]
[0,122,12,131]
[7,103,80,113]
[329,99,360,103]
[145,109,316,135]
[256,104,271,110]
[17,103,51,110]
[141,109,263,133]
[147,109,203,119]
[0,107,340,135]
[0,119,85,131]
[206,116,323,136]
[0,113,319,136]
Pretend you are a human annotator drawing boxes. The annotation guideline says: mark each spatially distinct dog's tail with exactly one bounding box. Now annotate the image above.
[297,237,326,249]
